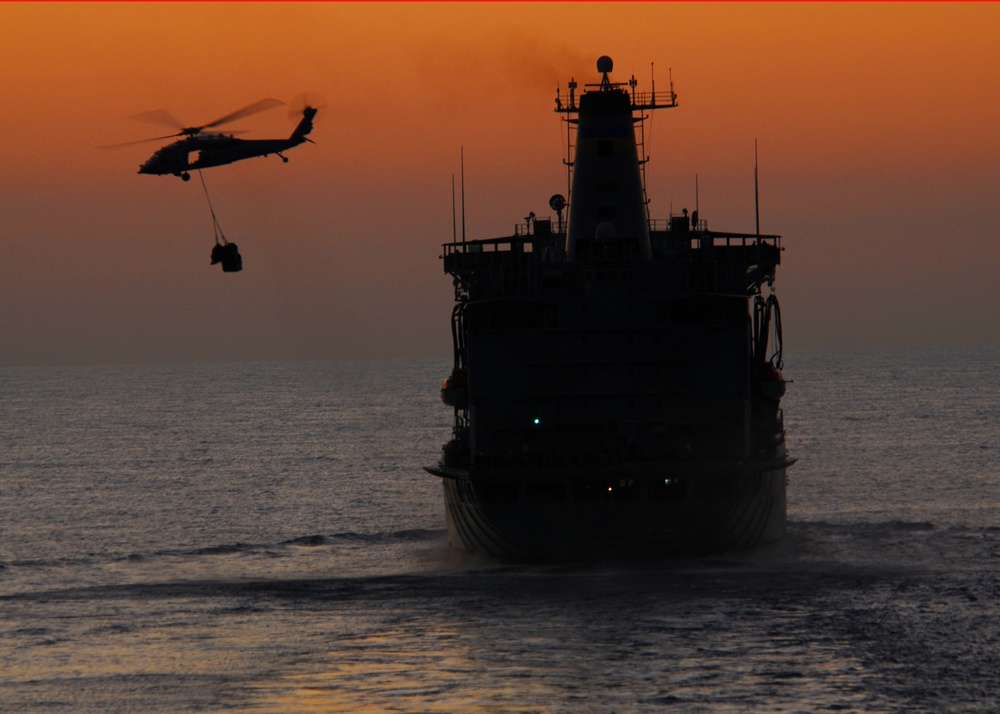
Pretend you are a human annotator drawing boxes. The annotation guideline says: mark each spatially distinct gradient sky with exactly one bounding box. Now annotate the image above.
[2,2,999,367]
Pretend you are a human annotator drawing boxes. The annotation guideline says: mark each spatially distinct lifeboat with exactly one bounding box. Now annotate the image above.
[441,368,468,408]
[755,361,787,400]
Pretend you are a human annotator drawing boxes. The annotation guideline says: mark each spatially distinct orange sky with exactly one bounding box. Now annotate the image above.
[2,2,999,366]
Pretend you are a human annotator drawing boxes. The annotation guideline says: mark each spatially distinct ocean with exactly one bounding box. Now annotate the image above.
[1,349,998,712]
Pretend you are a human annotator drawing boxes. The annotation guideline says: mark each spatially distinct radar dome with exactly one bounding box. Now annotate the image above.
[597,56,613,74]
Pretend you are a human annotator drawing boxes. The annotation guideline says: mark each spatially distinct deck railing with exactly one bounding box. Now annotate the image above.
[444,222,780,257]
[441,221,782,299]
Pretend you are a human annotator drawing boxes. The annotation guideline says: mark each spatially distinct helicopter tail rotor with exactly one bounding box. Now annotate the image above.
[289,92,327,122]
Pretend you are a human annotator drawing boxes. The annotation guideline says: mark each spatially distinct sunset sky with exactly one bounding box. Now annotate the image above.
[2,3,999,367]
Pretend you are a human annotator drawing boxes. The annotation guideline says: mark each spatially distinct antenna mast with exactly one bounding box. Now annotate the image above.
[461,146,467,244]
[754,140,760,237]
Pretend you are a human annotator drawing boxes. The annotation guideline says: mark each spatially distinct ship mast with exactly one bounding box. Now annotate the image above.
[555,56,677,262]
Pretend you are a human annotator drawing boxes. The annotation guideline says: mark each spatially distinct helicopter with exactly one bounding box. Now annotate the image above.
[104,97,320,181]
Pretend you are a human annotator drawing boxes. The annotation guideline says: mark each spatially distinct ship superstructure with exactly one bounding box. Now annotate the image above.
[427,57,792,559]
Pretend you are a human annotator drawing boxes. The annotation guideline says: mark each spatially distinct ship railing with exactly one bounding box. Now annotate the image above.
[689,233,782,251]
[442,224,782,296]
[648,218,781,249]
[555,87,678,114]
[513,215,565,238]
[443,231,566,263]
[442,235,532,258]
[629,89,679,111]
[646,221,783,294]
[648,217,708,233]
[443,234,562,298]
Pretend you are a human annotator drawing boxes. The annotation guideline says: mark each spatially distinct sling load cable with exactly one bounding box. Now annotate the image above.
[199,169,242,272]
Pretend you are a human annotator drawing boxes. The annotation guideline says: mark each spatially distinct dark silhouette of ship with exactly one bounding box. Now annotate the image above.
[427,56,792,559]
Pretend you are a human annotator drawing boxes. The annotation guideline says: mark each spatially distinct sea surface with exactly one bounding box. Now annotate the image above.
[1,349,998,712]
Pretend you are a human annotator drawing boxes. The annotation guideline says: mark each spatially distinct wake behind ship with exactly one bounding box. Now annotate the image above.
[426,57,793,559]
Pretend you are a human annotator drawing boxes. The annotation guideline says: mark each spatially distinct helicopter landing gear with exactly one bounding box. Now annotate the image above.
[277,152,288,163]
[181,172,191,181]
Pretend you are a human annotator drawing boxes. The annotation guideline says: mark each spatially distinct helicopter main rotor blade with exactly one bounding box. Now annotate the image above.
[98,129,249,151]
[201,98,285,130]
[98,133,181,150]
[119,98,284,147]
[129,108,186,131]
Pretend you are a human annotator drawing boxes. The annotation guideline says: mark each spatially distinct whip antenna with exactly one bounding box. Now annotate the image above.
[452,174,457,243]
[754,139,760,238]
[461,146,467,243]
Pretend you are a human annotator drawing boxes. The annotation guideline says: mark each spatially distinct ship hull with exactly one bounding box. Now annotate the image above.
[430,458,788,560]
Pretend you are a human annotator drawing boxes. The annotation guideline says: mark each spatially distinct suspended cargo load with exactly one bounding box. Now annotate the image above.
[210,241,242,273]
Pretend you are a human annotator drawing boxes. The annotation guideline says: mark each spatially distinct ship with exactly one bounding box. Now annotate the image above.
[426,56,793,560]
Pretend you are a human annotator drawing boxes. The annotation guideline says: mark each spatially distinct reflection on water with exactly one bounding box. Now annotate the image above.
[232,565,887,713]
[2,352,1000,712]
